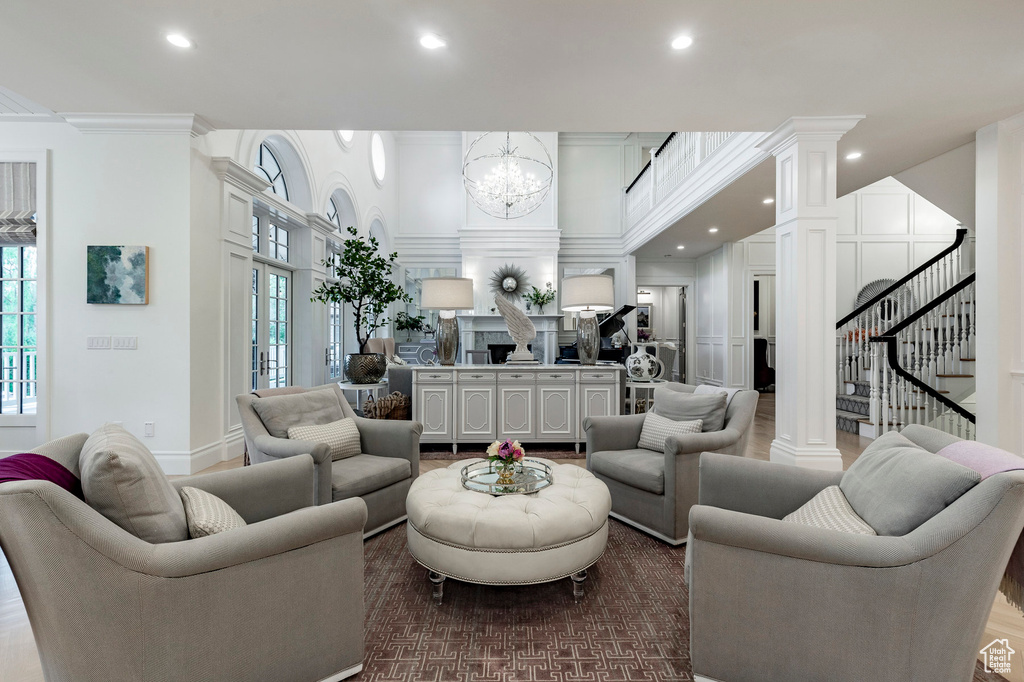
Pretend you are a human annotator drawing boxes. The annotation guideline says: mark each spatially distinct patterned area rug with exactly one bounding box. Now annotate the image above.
[357,520,1007,682]
[420,444,585,460]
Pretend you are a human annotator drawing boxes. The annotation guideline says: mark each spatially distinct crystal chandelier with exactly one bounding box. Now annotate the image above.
[463,132,554,220]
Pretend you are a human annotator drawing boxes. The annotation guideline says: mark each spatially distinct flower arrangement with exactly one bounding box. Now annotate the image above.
[637,328,652,342]
[524,283,556,312]
[486,438,525,467]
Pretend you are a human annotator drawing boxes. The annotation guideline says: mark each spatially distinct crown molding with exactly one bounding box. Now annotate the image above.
[211,157,271,195]
[62,113,212,135]
[306,213,340,237]
[757,115,866,155]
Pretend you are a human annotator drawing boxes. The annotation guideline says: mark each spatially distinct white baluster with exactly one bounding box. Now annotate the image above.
[870,344,881,431]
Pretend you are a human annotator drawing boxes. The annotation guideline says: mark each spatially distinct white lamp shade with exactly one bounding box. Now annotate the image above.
[420,277,475,310]
[560,275,614,312]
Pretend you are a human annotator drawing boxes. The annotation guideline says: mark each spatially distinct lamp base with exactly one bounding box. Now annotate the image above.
[436,315,459,365]
[577,314,600,365]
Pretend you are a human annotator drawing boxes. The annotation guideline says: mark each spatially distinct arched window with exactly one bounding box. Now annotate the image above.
[327,197,341,228]
[255,143,289,200]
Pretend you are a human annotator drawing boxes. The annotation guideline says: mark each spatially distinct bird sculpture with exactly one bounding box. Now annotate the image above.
[494,295,539,364]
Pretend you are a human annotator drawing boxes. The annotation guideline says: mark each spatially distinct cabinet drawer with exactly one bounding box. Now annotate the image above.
[537,371,573,382]
[458,371,497,382]
[498,371,537,382]
[416,370,454,383]
[579,370,617,382]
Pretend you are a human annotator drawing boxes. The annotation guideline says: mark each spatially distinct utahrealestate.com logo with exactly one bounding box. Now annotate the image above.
[980,639,1016,675]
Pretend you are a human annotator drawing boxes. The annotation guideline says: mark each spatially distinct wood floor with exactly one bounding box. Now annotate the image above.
[1,394,1021,681]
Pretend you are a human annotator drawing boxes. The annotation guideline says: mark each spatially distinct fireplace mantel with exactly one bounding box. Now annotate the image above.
[457,314,564,364]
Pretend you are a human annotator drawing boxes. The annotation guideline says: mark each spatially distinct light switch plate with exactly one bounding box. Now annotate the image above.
[86,336,111,350]
[112,336,138,350]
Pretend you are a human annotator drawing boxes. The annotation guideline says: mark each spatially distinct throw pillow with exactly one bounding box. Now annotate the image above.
[79,423,188,544]
[638,412,702,453]
[179,487,247,538]
[936,440,1024,479]
[251,388,347,438]
[693,383,741,408]
[0,453,84,499]
[783,485,877,536]
[287,417,361,461]
[652,387,727,432]
[840,430,981,536]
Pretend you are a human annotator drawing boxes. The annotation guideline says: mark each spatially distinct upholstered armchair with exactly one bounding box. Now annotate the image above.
[687,425,1024,682]
[0,437,367,682]
[584,382,758,544]
[236,382,422,536]
[363,337,396,358]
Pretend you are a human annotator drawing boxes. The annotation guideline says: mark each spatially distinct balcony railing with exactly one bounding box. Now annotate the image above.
[624,131,737,229]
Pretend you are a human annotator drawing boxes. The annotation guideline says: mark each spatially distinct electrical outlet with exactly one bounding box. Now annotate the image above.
[87,336,111,349]
[144,421,155,438]
[112,336,138,350]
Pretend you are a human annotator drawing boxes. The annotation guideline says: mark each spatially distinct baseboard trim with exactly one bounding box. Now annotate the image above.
[365,515,407,539]
[608,512,686,546]
[318,663,362,682]
[694,675,724,682]
[769,439,844,471]
[154,432,247,476]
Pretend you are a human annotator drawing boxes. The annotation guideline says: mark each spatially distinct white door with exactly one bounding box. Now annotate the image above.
[417,384,453,440]
[251,264,291,390]
[499,385,534,440]
[537,384,575,439]
[457,384,496,440]
[579,385,614,435]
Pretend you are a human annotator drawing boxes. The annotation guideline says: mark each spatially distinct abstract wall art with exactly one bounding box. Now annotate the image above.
[86,245,149,304]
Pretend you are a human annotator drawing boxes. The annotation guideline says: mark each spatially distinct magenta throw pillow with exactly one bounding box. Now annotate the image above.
[0,453,83,499]
[936,441,1024,480]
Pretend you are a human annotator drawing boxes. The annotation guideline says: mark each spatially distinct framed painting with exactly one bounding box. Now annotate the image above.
[87,245,149,304]
[636,304,652,330]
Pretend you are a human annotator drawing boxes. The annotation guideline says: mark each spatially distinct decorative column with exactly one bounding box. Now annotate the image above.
[758,116,863,470]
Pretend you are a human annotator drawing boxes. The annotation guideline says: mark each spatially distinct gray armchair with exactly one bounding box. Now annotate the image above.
[0,439,366,682]
[688,426,1024,682]
[584,383,758,545]
[236,382,422,536]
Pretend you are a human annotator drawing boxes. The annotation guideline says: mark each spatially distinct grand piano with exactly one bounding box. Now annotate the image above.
[557,304,636,364]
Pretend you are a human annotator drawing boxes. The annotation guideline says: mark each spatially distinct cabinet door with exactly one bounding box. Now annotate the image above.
[579,385,615,435]
[457,385,496,440]
[537,384,575,440]
[416,385,453,440]
[499,385,535,440]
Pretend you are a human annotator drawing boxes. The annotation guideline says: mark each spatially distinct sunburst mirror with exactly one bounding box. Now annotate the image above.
[855,278,916,322]
[489,263,530,303]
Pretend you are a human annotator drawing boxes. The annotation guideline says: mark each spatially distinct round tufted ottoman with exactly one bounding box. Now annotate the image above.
[406,458,611,603]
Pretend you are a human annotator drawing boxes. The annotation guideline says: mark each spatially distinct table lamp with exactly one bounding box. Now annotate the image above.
[560,275,614,365]
[420,277,475,365]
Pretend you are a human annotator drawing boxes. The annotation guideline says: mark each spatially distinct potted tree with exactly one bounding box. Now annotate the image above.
[312,226,412,383]
[395,311,426,342]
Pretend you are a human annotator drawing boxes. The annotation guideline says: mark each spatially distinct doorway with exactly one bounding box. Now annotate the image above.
[752,275,775,392]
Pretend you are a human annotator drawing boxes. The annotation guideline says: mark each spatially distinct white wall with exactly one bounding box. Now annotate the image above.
[0,122,193,458]
[895,141,976,227]
[695,247,729,386]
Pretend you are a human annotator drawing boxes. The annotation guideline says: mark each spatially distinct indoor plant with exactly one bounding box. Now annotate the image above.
[395,311,426,342]
[486,438,525,485]
[312,226,412,383]
[523,282,556,314]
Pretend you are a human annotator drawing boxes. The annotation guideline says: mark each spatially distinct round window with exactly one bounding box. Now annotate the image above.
[370,132,386,185]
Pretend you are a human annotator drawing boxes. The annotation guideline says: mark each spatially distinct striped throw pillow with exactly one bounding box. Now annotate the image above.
[179,486,246,538]
[287,417,361,461]
[783,485,876,535]
[638,412,703,453]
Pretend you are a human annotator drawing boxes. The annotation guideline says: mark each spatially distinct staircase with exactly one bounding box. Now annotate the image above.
[836,228,976,440]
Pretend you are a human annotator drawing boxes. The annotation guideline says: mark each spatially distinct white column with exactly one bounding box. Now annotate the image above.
[759,116,863,470]
[975,112,1024,453]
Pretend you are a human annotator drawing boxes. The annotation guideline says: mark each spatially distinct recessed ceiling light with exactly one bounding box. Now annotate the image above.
[166,33,193,49]
[676,244,686,250]
[762,197,774,204]
[708,227,718,233]
[420,33,447,49]
[845,151,862,160]
[671,36,694,50]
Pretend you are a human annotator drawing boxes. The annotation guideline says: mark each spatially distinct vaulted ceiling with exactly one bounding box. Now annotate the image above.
[4,0,1024,195]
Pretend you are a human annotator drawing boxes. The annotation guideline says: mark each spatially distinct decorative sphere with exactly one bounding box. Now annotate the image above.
[502,277,518,292]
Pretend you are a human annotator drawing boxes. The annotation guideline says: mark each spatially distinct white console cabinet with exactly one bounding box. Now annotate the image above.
[412,365,622,452]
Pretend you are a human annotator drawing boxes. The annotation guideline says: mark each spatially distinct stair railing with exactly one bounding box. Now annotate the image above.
[837,227,968,389]
[869,273,976,440]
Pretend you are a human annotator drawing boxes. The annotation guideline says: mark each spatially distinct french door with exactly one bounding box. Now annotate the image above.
[251,263,291,390]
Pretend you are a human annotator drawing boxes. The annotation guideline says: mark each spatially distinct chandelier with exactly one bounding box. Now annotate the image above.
[463,132,554,220]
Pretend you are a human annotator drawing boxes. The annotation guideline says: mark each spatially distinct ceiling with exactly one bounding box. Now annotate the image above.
[635,159,777,260]
[3,1,1024,194]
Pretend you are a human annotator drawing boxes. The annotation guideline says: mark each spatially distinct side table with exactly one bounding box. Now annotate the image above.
[336,380,389,415]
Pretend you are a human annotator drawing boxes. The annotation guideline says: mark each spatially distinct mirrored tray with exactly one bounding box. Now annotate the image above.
[461,458,553,496]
